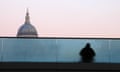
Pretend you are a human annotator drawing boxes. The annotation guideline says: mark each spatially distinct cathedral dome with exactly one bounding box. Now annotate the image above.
[17,23,38,37]
[17,9,38,37]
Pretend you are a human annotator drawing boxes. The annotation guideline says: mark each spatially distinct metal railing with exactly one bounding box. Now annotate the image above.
[0,37,120,63]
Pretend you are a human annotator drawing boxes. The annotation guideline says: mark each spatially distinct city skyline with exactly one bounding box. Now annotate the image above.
[0,0,120,37]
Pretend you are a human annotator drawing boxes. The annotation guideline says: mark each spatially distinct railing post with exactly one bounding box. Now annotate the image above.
[108,40,111,63]
[1,39,3,61]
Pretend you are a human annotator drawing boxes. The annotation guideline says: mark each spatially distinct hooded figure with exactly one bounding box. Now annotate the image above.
[80,43,96,63]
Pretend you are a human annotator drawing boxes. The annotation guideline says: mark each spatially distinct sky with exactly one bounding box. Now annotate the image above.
[0,0,120,37]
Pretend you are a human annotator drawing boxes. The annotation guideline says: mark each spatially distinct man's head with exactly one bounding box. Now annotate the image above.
[85,43,91,48]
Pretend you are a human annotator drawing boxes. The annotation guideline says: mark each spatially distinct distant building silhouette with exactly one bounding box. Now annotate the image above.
[79,43,96,63]
[17,8,38,37]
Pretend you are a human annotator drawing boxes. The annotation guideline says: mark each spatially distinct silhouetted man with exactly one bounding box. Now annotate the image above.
[79,43,96,63]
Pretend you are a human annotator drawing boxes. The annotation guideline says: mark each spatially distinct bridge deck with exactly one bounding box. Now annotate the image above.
[0,62,120,71]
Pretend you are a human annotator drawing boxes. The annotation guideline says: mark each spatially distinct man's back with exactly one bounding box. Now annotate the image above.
[80,47,95,57]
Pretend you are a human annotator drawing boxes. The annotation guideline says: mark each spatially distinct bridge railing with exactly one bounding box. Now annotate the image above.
[0,37,120,63]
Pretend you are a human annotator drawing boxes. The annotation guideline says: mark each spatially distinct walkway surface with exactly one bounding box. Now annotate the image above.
[0,62,120,71]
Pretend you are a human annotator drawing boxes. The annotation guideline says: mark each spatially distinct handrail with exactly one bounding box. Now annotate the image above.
[0,36,120,39]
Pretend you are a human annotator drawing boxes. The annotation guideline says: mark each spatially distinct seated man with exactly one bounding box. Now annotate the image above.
[79,43,96,63]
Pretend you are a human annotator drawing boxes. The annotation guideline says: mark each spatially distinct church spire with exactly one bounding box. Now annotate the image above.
[25,8,31,24]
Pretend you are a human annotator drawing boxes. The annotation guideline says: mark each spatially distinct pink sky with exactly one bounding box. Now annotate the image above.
[0,0,120,37]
